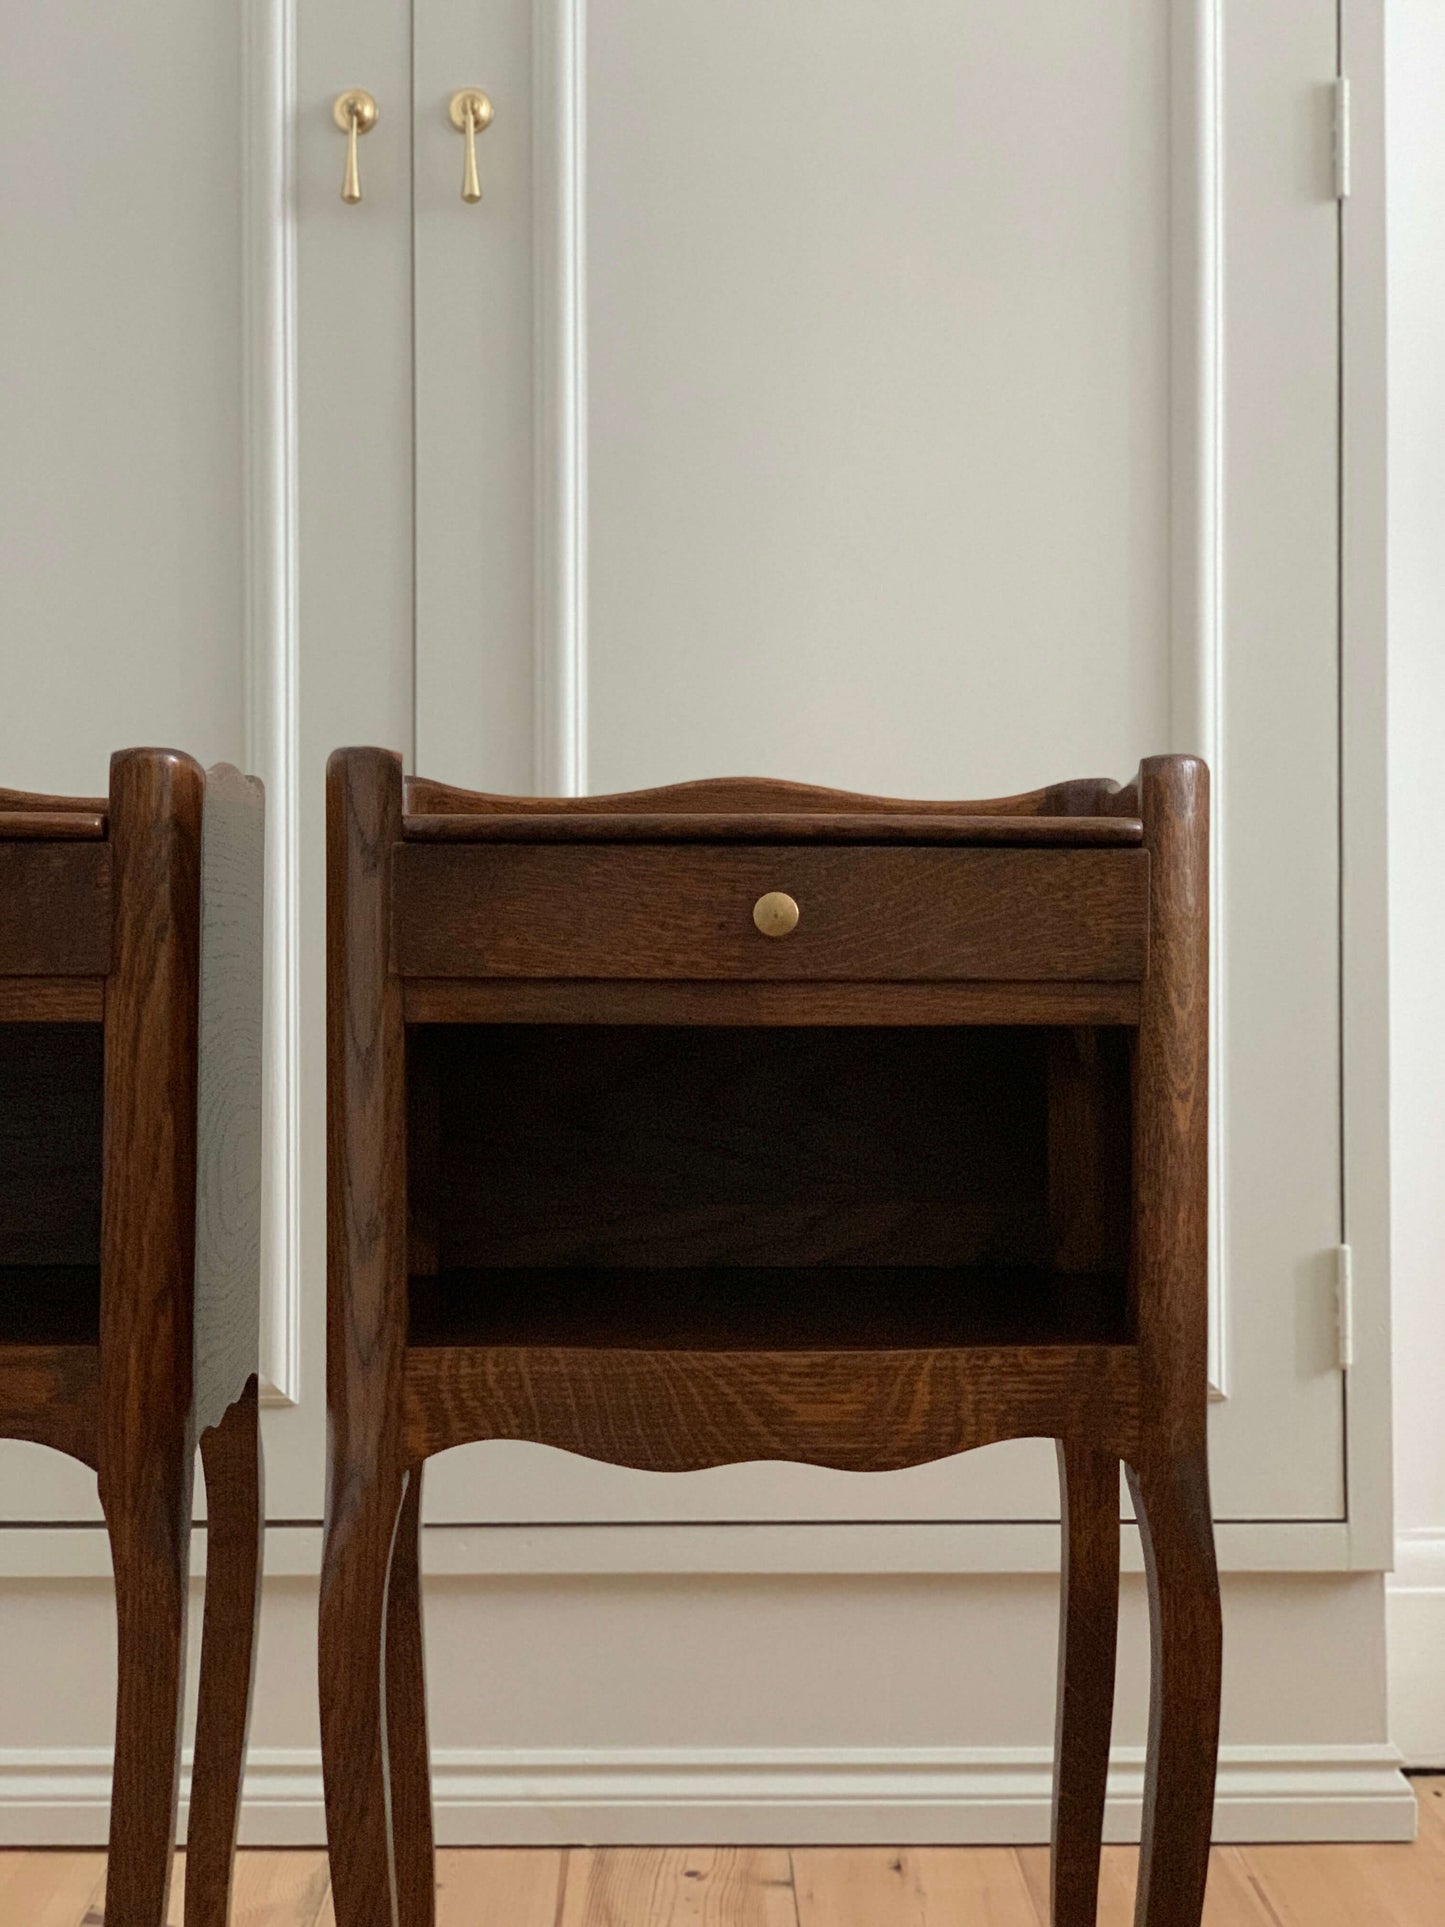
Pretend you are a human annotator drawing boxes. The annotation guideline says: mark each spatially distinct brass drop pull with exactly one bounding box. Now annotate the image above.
[753,892,800,938]
[332,90,379,204]
[449,89,494,202]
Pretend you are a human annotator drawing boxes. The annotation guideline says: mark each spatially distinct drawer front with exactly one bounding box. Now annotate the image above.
[393,845,1149,982]
[0,844,111,977]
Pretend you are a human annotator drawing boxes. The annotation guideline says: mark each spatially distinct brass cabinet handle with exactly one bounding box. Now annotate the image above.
[449,89,494,203]
[332,90,379,204]
[753,892,800,938]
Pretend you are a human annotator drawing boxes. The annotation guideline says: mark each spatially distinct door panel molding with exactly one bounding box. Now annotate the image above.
[1169,0,1228,1398]
[534,0,589,797]
[243,0,301,1405]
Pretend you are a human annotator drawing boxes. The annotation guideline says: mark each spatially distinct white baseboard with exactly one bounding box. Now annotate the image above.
[0,1743,1414,1849]
[1388,1530,1445,1767]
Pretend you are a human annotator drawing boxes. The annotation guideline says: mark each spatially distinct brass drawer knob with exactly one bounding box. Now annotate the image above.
[753,890,800,938]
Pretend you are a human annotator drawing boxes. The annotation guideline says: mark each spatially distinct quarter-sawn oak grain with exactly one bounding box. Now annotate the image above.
[393,844,1149,983]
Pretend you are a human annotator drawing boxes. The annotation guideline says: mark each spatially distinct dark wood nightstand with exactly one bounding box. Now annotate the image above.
[0,751,263,1927]
[320,750,1219,1927]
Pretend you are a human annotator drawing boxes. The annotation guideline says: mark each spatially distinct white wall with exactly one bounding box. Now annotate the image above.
[1386,0,1445,1768]
[0,1557,1408,1846]
[0,1,245,794]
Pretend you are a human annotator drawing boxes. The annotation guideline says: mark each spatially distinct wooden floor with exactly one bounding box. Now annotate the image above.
[7,1779,1442,1925]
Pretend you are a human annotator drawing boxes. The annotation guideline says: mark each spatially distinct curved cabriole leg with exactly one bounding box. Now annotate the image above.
[101,1453,193,1927]
[1127,1447,1222,1927]
[387,1467,436,1927]
[1051,1443,1120,1926]
[185,1379,265,1927]
[321,1461,409,1927]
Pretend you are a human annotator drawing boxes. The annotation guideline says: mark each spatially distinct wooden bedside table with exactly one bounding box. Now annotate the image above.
[320,749,1219,1927]
[0,751,263,1927]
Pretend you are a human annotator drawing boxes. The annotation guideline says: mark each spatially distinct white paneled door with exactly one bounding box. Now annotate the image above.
[302,0,1346,1529]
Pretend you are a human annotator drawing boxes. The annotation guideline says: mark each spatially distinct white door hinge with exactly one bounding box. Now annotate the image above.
[1333,77,1352,199]
[1334,1244,1355,1371]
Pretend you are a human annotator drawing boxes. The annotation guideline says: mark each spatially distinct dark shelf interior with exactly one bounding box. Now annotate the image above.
[0,1265,100,1346]
[406,1022,1134,1356]
[408,1265,1130,1351]
[0,1025,103,1345]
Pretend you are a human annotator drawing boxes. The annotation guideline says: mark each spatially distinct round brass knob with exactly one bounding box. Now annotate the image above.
[753,890,800,938]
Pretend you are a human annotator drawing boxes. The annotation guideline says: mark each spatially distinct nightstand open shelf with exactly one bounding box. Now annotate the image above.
[0,1022,103,1345]
[404,1016,1133,1358]
[406,1265,1133,1353]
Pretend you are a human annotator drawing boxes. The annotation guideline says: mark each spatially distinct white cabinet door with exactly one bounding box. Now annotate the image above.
[0,1,248,1523]
[310,0,1348,1527]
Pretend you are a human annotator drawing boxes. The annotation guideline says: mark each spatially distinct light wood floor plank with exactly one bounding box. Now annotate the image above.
[435,1846,566,1925]
[0,1850,106,1927]
[793,1845,1036,1925]
[561,1847,797,1926]
[1413,1774,1445,1848]
[87,1848,333,1926]
[229,1849,334,1926]
[1242,1838,1445,1927]
[1016,1842,1287,1927]
[10,1778,1445,1925]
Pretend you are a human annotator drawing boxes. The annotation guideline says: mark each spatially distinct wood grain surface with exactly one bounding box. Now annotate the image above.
[0,809,106,839]
[403,769,1140,821]
[393,845,1150,983]
[0,844,111,976]
[1051,1444,1122,1926]
[402,811,1144,846]
[0,979,104,1022]
[18,1792,1445,1927]
[0,1343,100,1464]
[401,1342,1141,1471]
[97,748,205,1927]
[320,747,412,1927]
[402,978,1142,1027]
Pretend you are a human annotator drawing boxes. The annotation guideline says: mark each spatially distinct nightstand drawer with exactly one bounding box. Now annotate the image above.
[392,844,1149,982]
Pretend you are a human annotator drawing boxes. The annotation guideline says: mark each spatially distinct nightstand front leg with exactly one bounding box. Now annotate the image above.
[387,1466,436,1927]
[1051,1442,1120,1927]
[1127,1447,1222,1927]
[186,1378,265,1927]
[321,1459,409,1927]
[101,1450,193,1927]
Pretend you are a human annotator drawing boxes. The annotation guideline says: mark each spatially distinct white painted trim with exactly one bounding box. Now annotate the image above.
[241,0,301,1405]
[1387,1531,1445,1766]
[1338,0,1394,1570]
[0,1742,1412,1848]
[534,0,589,796]
[1170,0,1229,1400]
[0,1517,1365,1580]
[1392,1529,1445,1593]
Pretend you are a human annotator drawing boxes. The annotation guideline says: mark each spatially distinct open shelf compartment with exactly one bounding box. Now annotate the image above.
[405,1023,1134,1355]
[0,1024,104,1346]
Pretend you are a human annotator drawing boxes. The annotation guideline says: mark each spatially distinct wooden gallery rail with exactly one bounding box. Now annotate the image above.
[0,751,264,1927]
[320,751,1220,1927]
